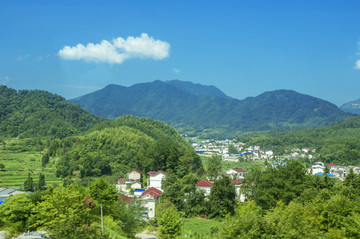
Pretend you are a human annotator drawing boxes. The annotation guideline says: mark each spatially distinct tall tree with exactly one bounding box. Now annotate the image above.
[158,207,182,239]
[24,172,34,192]
[206,154,222,181]
[209,175,236,218]
[37,173,46,191]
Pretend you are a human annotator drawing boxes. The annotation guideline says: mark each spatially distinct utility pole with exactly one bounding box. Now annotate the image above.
[101,203,104,232]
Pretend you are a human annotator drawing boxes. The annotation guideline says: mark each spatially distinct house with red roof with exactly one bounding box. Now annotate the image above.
[226,168,248,179]
[127,169,142,182]
[195,179,213,196]
[148,170,167,191]
[232,179,245,202]
[140,187,163,219]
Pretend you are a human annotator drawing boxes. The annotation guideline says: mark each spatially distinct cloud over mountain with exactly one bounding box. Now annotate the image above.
[58,33,170,64]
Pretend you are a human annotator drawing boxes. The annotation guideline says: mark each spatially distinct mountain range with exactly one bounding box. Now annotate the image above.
[70,80,353,137]
[340,99,360,114]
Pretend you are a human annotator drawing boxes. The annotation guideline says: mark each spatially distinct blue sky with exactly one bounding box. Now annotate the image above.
[1,1,360,106]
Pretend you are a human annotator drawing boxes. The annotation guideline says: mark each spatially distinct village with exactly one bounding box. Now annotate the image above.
[113,138,360,220]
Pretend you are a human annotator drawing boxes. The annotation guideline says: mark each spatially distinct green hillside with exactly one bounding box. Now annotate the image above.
[240,114,360,165]
[0,85,102,139]
[70,81,353,138]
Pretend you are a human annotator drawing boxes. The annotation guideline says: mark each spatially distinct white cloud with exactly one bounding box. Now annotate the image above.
[173,68,181,73]
[355,60,360,69]
[58,33,170,64]
[355,41,360,69]
[0,76,10,84]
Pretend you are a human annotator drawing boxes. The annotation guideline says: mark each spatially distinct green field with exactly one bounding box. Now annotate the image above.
[181,218,222,238]
[0,140,62,188]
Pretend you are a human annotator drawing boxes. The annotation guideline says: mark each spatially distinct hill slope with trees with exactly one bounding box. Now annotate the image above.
[70,80,353,137]
[0,85,102,139]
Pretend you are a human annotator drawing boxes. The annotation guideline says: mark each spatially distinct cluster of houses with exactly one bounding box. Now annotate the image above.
[116,167,248,219]
[192,138,316,162]
[310,162,360,179]
[116,170,167,219]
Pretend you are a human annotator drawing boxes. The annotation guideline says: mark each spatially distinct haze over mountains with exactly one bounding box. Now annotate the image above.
[70,80,353,137]
[340,99,360,114]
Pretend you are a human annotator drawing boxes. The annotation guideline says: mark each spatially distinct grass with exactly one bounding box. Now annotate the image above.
[181,218,222,237]
[0,139,62,188]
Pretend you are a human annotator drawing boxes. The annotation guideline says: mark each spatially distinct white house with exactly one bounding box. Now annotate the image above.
[226,168,248,179]
[140,187,163,219]
[127,170,142,182]
[148,170,167,191]
[195,179,213,196]
[232,180,245,202]
[130,181,142,189]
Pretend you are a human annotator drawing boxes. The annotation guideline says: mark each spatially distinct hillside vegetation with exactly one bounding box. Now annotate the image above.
[0,85,102,139]
[240,114,360,165]
[70,80,353,138]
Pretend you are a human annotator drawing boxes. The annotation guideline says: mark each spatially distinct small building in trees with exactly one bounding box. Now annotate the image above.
[148,170,167,191]
[232,179,245,202]
[127,169,142,182]
[195,179,213,196]
[226,168,248,179]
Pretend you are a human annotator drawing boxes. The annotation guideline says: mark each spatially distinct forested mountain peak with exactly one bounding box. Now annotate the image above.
[0,85,101,138]
[70,81,353,138]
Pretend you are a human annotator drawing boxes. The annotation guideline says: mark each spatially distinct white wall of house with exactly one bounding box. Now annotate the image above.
[141,195,156,219]
[131,182,141,189]
[149,173,166,191]
[196,186,211,196]
[128,171,141,181]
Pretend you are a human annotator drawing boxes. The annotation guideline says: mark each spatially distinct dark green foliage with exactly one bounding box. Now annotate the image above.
[0,85,101,139]
[51,116,203,179]
[209,175,236,218]
[37,173,46,191]
[70,81,352,138]
[206,155,222,181]
[0,163,4,170]
[158,207,182,239]
[80,155,112,178]
[243,160,310,210]
[55,155,73,178]
[41,153,49,167]
[24,172,34,192]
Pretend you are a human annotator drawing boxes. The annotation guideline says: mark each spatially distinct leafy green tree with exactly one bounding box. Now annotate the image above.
[55,155,73,178]
[245,160,310,210]
[24,172,34,192]
[220,201,264,239]
[158,207,182,239]
[0,193,34,234]
[37,173,46,191]
[31,186,92,232]
[228,144,239,154]
[41,153,49,167]
[89,178,118,211]
[209,175,236,218]
[0,163,5,170]
[206,154,222,181]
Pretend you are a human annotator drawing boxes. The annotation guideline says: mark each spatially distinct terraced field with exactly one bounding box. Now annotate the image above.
[0,140,62,188]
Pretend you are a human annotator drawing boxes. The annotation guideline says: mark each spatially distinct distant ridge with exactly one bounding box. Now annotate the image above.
[340,98,360,114]
[70,80,353,137]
